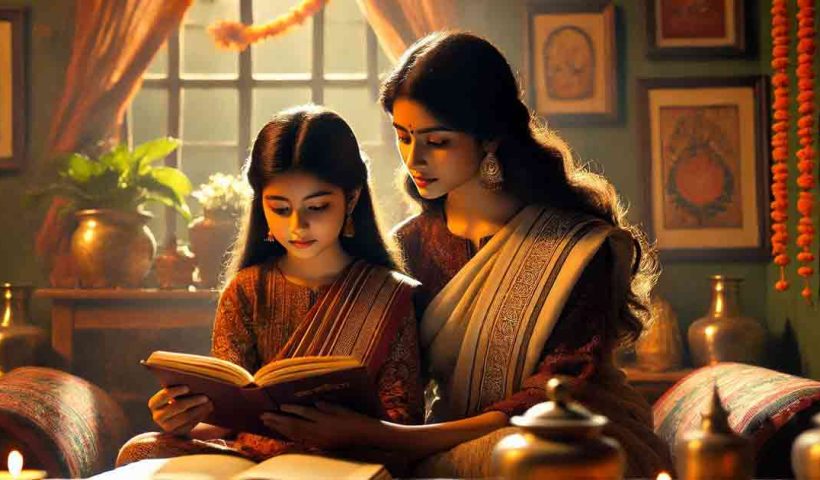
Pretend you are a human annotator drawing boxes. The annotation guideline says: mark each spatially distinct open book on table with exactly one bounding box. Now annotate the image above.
[142,351,383,436]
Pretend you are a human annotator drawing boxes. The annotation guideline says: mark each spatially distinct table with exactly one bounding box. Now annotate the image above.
[36,288,219,433]
[622,367,694,405]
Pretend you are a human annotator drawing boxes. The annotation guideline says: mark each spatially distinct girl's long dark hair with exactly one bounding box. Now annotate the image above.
[379,31,658,345]
[223,105,399,286]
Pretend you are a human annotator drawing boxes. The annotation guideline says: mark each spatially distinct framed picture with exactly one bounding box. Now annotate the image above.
[525,0,618,125]
[0,7,26,172]
[636,76,769,261]
[646,0,748,58]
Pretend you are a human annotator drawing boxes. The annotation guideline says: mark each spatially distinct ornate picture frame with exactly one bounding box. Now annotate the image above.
[646,0,748,58]
[637,76,769,261]
[525,0,618,125]
[0,7,26,172]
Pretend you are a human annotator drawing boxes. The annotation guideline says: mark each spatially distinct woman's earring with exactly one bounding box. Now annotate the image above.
[342,213,355,238]
[479,151,503,191]
[264,231,277,244]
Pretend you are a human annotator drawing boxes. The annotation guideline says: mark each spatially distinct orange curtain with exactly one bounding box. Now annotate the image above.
[355,0,458,62]
[35,0,192,285]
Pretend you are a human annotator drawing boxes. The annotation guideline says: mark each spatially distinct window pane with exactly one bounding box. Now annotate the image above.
[146,42,168,77]
[182,88,238,143]
[324,87,382,143]
[143,202,168,247]
[324,0,366,75]
[252,0,312,75]
[251,87,312,139]
[131,88,167,145]
[182,0,239,77]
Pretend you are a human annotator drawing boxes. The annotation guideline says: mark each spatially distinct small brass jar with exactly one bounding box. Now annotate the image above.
[792,412,820,480]
[675,384,753,480]
[492,377,625,480]
[0,283,45,374]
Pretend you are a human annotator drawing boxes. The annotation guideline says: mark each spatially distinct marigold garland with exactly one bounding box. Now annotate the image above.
[208,0,330,51]
[771,0,791,293]
[796,0,816,302]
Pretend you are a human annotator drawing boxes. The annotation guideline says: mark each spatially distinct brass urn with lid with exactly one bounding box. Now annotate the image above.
[492,376,625,479]
[675,384,753,480]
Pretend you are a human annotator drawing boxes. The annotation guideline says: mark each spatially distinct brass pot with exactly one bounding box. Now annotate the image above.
[70,209,157,288]
[188,209,238,288]
[0,283,45,373]
[492,377,625,479]
[687,276,766,367]
[792,413,820,480]
[635,294,684,372]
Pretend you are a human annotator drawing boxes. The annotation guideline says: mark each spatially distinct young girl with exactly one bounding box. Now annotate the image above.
[261,32,673,478]
[117,105,423,466]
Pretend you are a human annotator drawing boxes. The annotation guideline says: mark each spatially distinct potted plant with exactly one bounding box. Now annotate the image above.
[188,173,251,287]
[33,138,192,288]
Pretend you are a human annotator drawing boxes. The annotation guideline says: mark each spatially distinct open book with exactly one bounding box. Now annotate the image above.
[94,453,392,480]
[142,351,383,436]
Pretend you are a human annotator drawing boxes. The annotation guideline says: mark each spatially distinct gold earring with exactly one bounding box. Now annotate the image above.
[264,231,277,243]
[479,152,503,191]
[342,213,355,238]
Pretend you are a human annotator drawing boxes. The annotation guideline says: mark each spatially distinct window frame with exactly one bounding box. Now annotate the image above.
[127,0,383,237]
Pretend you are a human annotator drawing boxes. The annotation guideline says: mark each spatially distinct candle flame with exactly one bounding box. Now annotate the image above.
[8,450,22,477]
[656,472,672,480]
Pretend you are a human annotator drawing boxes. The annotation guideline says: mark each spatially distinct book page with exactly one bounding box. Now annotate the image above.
[231,453,391,480]
[151,454,257,480]
[254,356,361,385]
[146,351,254,386]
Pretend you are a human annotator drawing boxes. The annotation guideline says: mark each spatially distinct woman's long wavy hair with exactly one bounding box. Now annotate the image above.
[222,105,399,286]
[379,31,658,345]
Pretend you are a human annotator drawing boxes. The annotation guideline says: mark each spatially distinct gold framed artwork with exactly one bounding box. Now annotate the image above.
[0,7,26,172]
[637,76,769,261]
[525,0,618,125]
[646,0,748,58]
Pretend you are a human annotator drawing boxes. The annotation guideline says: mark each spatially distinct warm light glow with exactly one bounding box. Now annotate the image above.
[704,325,716,339]
[8,450,22,477]
[656,472,672,480]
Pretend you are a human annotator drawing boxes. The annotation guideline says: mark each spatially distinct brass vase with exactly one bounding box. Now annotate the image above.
[188,209,237,288]
[0,283,46,374]
[70,209,157,288]
[687,276,766,367]
[675,384,753,480]
[792,412,820,480]
[635,294,684,372]
[492,377,625,479]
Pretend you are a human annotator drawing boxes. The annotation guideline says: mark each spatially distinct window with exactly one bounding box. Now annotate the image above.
[128,0,394,241]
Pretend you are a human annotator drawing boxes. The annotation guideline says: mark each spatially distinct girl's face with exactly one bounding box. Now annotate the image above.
[262,171,349,260]
[390,97,486,199]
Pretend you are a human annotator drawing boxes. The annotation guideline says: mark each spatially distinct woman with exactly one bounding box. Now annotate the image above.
[116,105,423,468]
[264,32,672,478]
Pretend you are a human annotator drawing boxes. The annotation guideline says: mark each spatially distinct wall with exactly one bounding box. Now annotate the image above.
[0,0,73,326]
[459,0,808,374]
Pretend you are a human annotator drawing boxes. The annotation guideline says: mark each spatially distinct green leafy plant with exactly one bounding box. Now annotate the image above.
[32,138,193,220]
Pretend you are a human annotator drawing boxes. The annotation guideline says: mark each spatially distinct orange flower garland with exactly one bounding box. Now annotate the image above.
[771,0,791,292]
[208,0,330,51]
[796,0,816,302]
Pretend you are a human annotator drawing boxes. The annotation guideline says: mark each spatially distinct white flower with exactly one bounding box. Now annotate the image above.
[192,173,252,214]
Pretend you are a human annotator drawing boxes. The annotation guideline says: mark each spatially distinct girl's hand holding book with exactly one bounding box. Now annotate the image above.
[148,385,214,436]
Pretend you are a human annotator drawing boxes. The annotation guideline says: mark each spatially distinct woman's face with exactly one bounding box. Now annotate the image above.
[261,171,349,260]
[390,97,486,199]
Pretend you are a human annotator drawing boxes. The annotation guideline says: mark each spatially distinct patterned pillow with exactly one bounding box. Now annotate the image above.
[654,362,820,458]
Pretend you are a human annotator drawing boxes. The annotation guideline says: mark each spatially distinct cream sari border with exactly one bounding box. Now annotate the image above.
[421,205,632,418]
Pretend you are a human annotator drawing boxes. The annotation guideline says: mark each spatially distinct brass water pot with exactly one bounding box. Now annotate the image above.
[688,276,766,367]
[675,384,753,480]
[71,209,157,288]
[792,412,820,480]
[492,377,625,479]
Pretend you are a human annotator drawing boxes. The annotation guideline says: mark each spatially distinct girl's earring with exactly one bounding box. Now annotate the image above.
[479,151,503,191]
[264,231,277,244]
[342,213,355,238]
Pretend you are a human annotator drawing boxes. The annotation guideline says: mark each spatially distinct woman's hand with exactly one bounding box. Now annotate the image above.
[148,385,213,436]
[261,402,383,450]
